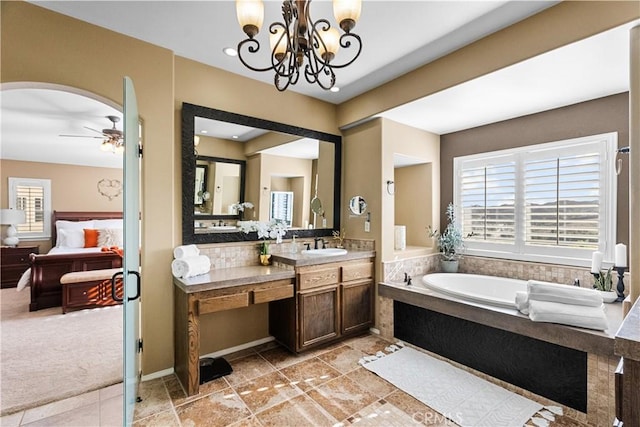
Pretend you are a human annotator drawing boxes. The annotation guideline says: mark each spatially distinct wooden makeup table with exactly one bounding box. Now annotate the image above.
[173,265,295,396]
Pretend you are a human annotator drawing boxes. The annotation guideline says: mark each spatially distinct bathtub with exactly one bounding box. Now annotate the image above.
[421,273,527,309]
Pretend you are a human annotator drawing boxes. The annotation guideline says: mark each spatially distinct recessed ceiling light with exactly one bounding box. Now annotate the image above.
[201,130,208,134]
[330,86,340,93]
[232,135,239,139]
[223,47,238,57]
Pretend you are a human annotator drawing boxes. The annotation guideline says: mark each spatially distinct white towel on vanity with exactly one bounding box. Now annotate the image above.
[527,280,603,307]
[171,255,211,278]
[528,300,608,331]
[173,244,200,259]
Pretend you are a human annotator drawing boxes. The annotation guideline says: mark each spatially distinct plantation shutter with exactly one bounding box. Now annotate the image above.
[460,157,516,243]
[524,150,601,249]
[15,184,45,233]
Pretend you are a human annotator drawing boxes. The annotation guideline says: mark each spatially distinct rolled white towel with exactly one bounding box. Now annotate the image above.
[173,244,200,259]
[171,255,211,278]
[528,300,608,331]
[527,280,603,307]
[515,291,529,315]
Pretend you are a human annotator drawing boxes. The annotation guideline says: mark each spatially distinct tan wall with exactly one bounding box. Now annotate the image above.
[2,1,175,375]
[440,92,630,246]
[260,153,312,225]
[395,164,433,249]
[197,136,246,161]
[0,160,123,252]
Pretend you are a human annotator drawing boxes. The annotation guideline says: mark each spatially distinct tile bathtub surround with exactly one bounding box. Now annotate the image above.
[382,253,630,294]
[198,238,375,269]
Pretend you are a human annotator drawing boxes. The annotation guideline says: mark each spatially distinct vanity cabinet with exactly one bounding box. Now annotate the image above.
[270,256,374,353]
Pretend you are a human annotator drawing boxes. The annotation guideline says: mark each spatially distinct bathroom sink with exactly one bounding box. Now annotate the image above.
[301,248,348,257]
[208,226,237,231]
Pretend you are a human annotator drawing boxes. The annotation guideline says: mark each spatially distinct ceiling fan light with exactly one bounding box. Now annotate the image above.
[317,26,340,62]
[100,140,113,152]
[333,0,361,33]
[236,0,264,38]
[114,144,125,155]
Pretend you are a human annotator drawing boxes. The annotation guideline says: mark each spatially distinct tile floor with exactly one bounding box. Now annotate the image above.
[2,334,588,426]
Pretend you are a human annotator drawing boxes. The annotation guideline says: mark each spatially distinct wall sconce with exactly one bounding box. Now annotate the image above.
[386,180,395,195]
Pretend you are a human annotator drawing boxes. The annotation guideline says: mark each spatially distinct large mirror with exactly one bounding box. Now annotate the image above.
[182,103,341,244]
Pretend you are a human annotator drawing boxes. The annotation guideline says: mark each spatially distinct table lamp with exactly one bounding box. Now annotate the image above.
[1,209,26,247]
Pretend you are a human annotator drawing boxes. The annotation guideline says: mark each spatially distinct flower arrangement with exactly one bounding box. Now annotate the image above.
[239,219,288,254]
[332,229,346,248]
[427,203,471,261]
[231,201,254,213]
[594,266,614,292]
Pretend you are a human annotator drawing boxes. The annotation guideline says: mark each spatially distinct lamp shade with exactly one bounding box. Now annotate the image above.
[0,209,26,225]
[333,0,361,32]
[236,0,264,37]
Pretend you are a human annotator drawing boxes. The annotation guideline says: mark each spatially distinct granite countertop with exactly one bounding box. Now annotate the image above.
[273,250,375,267]
[379,276,625,357]
[173,265,295,294]
[615,296,640,361]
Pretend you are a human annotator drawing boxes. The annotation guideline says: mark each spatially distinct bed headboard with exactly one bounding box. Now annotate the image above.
[51,211,123,245]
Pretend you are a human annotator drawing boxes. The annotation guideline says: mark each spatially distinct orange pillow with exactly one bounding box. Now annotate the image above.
[83,229,99,248]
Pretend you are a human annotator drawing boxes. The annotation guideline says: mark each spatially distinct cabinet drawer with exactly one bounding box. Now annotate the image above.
[298,267,340,290]
[253,283,294,304]
[67,283,101,305]
[199,293,249,314]
[342,262,373,282]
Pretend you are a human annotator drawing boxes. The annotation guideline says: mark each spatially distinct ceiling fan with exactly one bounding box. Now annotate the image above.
[59,115,124,153]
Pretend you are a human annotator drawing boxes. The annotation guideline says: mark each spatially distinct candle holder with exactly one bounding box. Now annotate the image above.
[614,266,626,302]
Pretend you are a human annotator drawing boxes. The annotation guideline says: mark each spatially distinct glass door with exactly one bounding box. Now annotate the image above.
[122,76,141,425]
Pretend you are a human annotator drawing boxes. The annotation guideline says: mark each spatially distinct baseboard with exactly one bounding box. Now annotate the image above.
[201,336,275,359]
[141,367,174,382]
[140,336,276,382]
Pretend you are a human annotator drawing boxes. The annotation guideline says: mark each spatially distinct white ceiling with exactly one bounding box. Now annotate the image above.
[1,2,637,168]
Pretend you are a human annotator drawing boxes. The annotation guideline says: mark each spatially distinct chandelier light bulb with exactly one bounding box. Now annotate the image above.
[317,26,340,62]
[236,0,264,38]
[269,27,288,61]
[333,0,361,33]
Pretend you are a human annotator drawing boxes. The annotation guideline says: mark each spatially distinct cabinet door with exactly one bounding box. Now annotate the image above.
[341,280,373,335]
[298,285,339,350]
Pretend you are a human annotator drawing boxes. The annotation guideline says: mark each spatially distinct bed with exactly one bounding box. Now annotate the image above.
[25,211,124,311]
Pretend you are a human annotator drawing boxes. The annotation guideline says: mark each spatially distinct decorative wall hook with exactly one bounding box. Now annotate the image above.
[386,180,395,195]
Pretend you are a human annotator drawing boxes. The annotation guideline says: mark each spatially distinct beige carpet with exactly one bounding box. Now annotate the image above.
[0,287,122,415]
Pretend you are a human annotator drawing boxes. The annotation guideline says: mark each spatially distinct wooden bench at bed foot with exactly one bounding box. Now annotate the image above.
[60,268,124,314]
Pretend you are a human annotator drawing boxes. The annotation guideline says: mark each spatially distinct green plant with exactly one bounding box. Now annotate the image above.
[594,266,614,292]
[427,203,470,261]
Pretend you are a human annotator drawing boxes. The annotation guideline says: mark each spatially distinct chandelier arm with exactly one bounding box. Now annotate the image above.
[237,38,278,73]
[320,32,363,69]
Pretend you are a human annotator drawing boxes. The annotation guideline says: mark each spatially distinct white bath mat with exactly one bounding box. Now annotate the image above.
[363,346,545,427]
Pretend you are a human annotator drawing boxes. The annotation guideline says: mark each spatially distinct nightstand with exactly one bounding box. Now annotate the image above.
[0,246,39,288]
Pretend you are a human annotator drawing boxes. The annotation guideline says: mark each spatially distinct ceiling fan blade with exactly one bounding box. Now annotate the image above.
[59,134,105,139]
[83,126,106,135]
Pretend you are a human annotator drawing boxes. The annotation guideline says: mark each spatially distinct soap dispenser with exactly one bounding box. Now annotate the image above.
[290,235,299,254]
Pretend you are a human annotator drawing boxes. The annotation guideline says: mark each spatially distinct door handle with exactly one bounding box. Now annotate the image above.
[111,271,124,302]
[127,270,141,302]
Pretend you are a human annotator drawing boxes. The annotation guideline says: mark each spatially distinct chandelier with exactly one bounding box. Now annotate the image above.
[235,0,363,91]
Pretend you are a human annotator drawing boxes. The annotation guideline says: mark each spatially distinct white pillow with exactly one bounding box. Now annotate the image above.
[98,228,123,247]
[94,219,123,229]
[55,220,94,247]
[58,228,85,248]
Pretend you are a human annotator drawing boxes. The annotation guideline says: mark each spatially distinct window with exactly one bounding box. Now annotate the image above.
[454,133,616,267]
[270,191,294,227]
[8,177,52,240]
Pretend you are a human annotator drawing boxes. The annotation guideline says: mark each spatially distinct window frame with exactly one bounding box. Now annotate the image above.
[454,132,617,268]
[8,177,52,240]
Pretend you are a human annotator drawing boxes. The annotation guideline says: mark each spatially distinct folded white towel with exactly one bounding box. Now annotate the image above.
[171,255,211,278]
[527,280,602,307]
[528,300,608,331]
[173,244,200,259]
[515,291,529,315]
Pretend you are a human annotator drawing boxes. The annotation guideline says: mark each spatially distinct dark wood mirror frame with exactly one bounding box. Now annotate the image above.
[182,102,342,244]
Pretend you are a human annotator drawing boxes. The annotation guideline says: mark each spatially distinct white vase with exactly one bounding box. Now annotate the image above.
[440,259,459,273]
[598,290,618,303]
